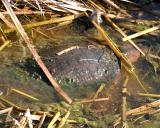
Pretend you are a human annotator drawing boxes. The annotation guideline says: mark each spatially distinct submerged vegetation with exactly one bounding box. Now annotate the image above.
[0,0,159,128]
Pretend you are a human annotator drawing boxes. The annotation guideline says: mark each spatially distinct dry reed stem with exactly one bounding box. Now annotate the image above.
[57,46,81,55]
[1,11,58,15]
[123,25,160,41]
[47,20,73,30]
[83,83,106,109]
[122,63,148,93]
[0,107,13,115]
[90,19,133,69]
[38,113,46,128]
[0,97,21,109]
[105,17,146,56]
[57,111,70,128]
[149,109,160,115]
[48,112,60,128]
[148,54,160,60]
[2,0,72,104]
[0,97,53,117]
[102,0,129,15]
[11,88,40,101]
[121,76,129,127]
[4,15,75,33]
[0,37,10,51]
[114,100,160,127]
[138,93,160,98]
[93,83,105,99]
[0,11,14,28]
[32,28,52,39]
[87,0,104,11]
[131,109,160,116]
[126,100,160,116]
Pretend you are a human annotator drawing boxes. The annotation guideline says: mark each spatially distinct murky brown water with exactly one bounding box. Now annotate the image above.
[0,13,159,127]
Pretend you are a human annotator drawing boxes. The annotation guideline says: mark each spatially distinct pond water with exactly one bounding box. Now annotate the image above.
[0,15,159,127]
